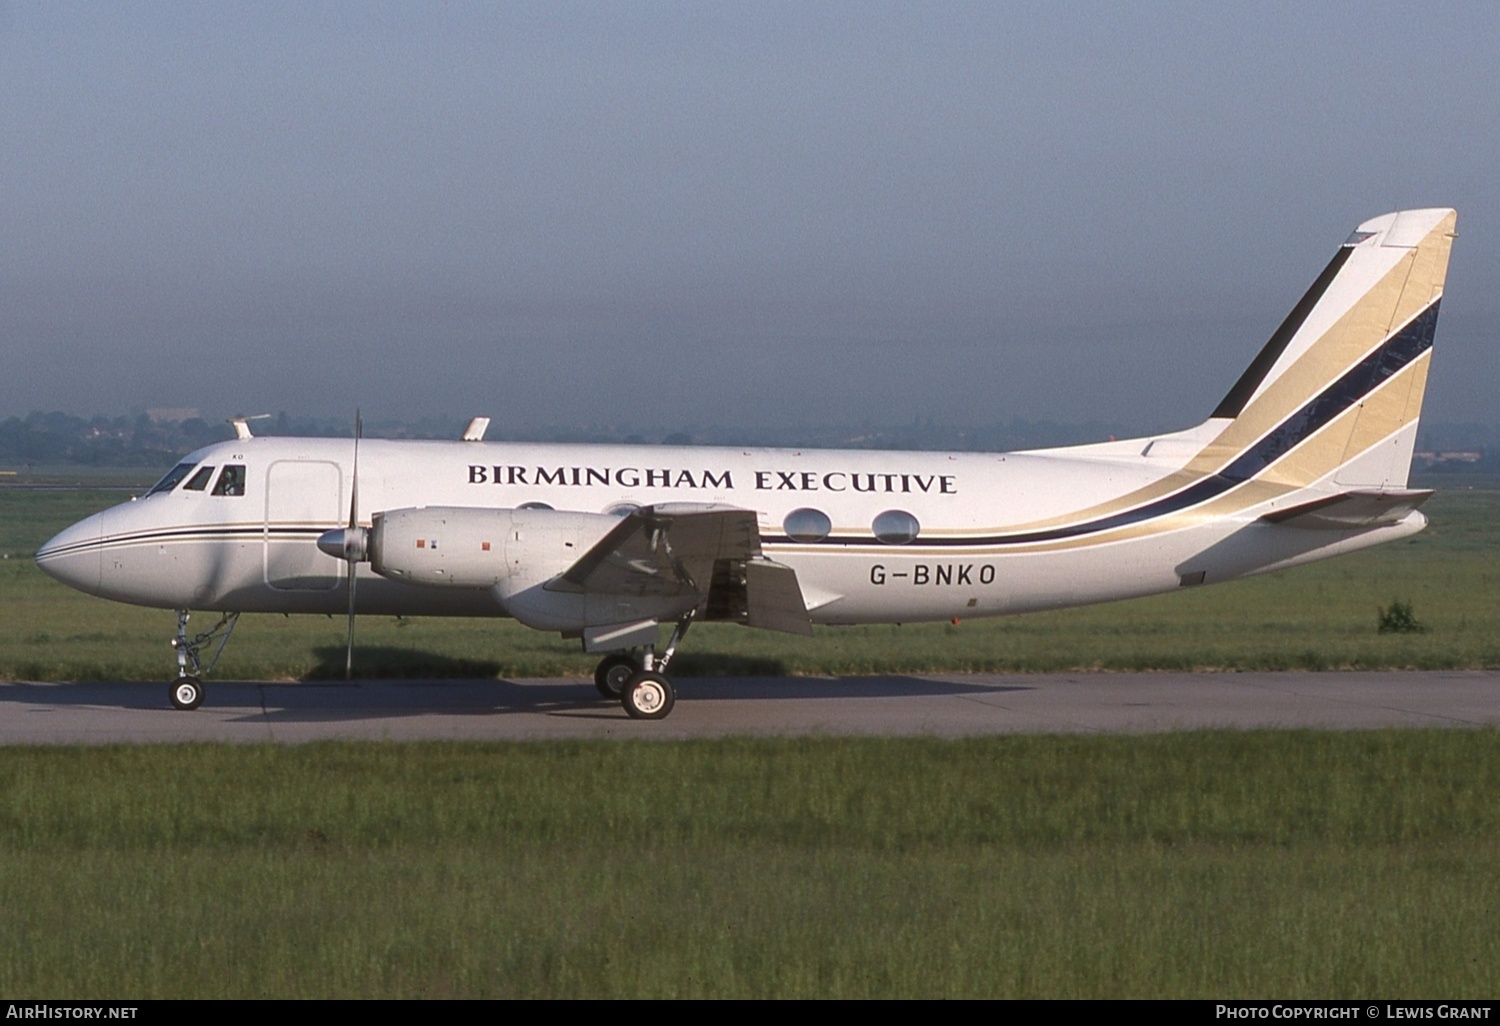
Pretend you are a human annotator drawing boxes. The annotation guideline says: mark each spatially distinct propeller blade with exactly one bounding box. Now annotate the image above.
[349,409,361,532]
[345,565,357,679]
[345,409,362,680]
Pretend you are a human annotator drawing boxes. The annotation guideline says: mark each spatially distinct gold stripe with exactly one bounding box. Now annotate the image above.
[1387,211,1457,333]
[1335,349,1431,485]
[1194,212,1454,478]
[1401,347,1433,425]
[1184,257,1410,474]
[837,215,1455,545]
[852,353,1435,556]
[963,215,1454,537]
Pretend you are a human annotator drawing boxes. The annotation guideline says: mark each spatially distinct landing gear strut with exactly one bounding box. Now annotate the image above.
[605,611,694,721]
[168,609,239,711]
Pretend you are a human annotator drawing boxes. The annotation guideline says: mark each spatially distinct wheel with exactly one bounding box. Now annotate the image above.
[170,676,204,711]
[594,653,638,699]
[621,671,675,720]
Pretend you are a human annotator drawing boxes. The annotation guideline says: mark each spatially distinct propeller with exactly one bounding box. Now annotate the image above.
[345,410,361,678]
[316,411,368,679]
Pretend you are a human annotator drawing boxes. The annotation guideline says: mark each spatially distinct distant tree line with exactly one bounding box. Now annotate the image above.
[0,411,473,467]
[0,410,1154,466]
[3,409,1498,471]
[0,412,234,467]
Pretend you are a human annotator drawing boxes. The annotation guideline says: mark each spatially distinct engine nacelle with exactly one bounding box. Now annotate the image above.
[369,505,705,633]
[370,506,617,590]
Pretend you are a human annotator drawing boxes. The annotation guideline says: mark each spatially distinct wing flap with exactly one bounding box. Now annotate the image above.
[550,504,760,597]
[547,503,814,633]
[547,503,813,632]
[743,560,814,636]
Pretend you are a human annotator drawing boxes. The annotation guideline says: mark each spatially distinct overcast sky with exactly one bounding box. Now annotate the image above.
[3,2,1497,438]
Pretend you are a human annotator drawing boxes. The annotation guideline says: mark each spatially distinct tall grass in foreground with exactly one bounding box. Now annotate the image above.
[1,733,1496,997]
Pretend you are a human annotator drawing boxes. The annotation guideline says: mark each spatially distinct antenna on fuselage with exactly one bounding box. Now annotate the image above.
[226,414,271,440]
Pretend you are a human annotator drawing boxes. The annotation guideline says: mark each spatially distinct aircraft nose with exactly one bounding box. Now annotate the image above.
[35,509,107,596]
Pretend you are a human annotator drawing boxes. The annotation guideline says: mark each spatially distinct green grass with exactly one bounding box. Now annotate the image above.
[4,487,1499,681]
[1,734,1495,998]
[5,483,1497,998]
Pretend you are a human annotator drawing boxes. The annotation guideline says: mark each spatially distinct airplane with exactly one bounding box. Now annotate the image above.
[35,208,1457,720]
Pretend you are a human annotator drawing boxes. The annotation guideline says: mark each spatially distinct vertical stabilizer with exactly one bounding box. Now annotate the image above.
[1201,208,1455,491]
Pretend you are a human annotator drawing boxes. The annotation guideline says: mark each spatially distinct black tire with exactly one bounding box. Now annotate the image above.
[594,653,638,699]
[621,671,675,720]
[170,676,204,711]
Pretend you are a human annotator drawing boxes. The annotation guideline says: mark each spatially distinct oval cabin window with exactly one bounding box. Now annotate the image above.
[872,509,920,545]
[782,508,832,543]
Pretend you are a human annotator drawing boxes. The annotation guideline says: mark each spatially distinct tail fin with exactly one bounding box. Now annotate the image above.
[1203,208,1456,491]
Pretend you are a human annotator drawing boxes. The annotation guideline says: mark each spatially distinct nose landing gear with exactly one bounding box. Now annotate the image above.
[170,676,204,711]
[168,609,240,711]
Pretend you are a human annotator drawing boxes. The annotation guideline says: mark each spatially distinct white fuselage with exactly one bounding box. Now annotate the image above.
[27,208,1455,723]
[35,429,1423,627]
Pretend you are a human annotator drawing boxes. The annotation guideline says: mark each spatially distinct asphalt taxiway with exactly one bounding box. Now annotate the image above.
[1,670,1497,743]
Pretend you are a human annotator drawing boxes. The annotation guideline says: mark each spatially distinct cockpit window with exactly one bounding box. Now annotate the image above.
[183,466,215,491]
[211,466,246,497]
[146,462,197,497]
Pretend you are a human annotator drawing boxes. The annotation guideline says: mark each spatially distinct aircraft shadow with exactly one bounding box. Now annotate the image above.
[245,674,1035,724]
[0,674,1033,724]
[308,645,506,680]
[0,680,177,712]
[308,646,789,680]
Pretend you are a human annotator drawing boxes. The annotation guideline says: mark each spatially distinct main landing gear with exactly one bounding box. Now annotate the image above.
[168,609,239,711]
[593,653,637,699]
[592,612,694,721]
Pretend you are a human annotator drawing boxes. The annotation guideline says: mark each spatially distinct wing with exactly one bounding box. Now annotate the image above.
[547,503,813,635]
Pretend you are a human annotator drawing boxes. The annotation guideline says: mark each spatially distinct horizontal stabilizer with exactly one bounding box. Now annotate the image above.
[1259,489,1434,529]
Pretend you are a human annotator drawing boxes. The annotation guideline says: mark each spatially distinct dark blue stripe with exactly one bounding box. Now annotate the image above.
[1219,301,1438,485]
[769,303,1440,550]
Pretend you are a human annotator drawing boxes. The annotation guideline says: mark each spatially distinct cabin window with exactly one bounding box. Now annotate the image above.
[183,466,215,491]
[519,501,554,511]
[783,508,832,543]
[211,465,246,497]
[146,462,197,497]
[872,509,920,544]
[604,502,639,518]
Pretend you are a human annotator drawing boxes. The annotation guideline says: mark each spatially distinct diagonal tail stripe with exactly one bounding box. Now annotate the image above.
[1218,301,1438,484]
[773,300,1440,549]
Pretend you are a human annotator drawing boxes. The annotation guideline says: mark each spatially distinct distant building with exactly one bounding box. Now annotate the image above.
[1414,450,1483,465]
